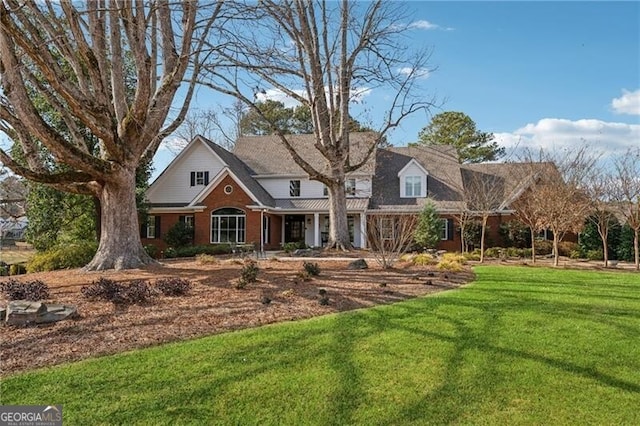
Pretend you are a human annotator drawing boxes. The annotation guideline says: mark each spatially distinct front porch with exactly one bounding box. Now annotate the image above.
[280,213,368,249]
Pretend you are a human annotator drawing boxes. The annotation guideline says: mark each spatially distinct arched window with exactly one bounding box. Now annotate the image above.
[211,208,246,243]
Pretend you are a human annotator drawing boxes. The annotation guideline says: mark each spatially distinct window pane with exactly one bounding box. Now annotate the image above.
[290,180,300,197]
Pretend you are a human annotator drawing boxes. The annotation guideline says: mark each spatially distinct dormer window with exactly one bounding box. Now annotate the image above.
[405,176,421,197]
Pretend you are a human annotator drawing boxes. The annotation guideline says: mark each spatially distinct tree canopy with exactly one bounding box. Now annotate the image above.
[418,111,504,163]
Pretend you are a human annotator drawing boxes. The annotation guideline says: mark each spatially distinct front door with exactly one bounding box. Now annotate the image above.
[284,215,306,243]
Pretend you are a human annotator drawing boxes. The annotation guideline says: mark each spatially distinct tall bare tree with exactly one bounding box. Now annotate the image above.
[0,1,221,269]
[585,165,617,267]
[203,0,436,250]
[524,148,596,267]
[612,149,640,270]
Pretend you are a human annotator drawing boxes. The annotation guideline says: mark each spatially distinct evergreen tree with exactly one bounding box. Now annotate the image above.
[414,201,442,250]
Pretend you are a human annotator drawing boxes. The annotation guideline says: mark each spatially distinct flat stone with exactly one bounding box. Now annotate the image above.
[347,258,368,270]
[5,300,77,326]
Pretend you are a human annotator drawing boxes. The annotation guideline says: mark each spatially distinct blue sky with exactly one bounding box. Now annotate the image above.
[164,1,638,175]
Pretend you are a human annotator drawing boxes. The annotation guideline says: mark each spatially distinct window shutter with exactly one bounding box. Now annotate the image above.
[204,171,210,185]
[190,172,195,186]
[447,219,454,241]
[140,220,147,238]
[179,215,185,223]
[155,216,161,239]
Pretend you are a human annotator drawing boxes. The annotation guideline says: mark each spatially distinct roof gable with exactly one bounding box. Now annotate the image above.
[397,158,429,177]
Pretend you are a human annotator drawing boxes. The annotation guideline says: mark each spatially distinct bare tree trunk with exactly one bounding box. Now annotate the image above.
[634,229,639,271]
[460,222,466,253]
[553,234,560,267]
[84,168,154,270]
[530,228,537,264]
[479,215,488,263]
[327,181,351,250]
[598,225,609,267]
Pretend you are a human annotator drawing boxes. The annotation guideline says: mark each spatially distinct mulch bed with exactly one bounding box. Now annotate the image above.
[1,258,474,377]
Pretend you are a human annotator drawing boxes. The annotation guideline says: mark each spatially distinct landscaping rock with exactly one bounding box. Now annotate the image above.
[5,300,77,327]
[347,258,368,270]
[293,248,315,257]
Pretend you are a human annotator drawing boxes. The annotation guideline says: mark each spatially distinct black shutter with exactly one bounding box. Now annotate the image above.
[155,216,161,239]
[190,172,195,186]
[447,218,454,241]
[179,215,185,223]
[204,171,210,185]
[140,219,147,238]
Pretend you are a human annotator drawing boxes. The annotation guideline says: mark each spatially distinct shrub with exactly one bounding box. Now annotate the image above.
[412,253,436,266]
[463,250,481,261]
[9,264,27,275]
[303,261,321,276]
[0,279,50,301]
[155,277,192,296]
[483,247,503,258]
[0,261,8,276]
[436,259,463,272]
[163,221,194,248]
[144,244,159,259]
[283,241,306,253]
[164,244,232,258]
[441,252,466,264]
[558,241,578,257]
[586,249,604,261]
[27,241,98,272]
[237,261,259,287]
[81,278,155,305]
[414,201,442,250]
[196,253,218,264]
[535,239,553,255]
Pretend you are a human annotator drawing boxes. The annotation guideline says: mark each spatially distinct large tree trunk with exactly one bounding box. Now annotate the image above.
[84,167,155,271]
[326,181,351,251]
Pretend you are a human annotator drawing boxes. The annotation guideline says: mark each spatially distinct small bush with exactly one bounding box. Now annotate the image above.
[196,253,218,264]
[283,241,306,253]
[155,277,192,296]
[412,253,436,266]
[436,259,463,272]
[81,277,123,302]
[558,241,578,257]
[463,251,481,261]
[163,221,194,248]
[0,261,9,276]
[281,288,295,298]
[9,264,27,275]
[319,296,330,305]
[236,261,259,288]
[144,244,159,259]
[569,249,582,260]
[483,247,503,258]
[81,277,155,305]
[303,261,321,276]
[441,252,467,264]
[535,239,553,255]
[586,249,604,261]
[0,279,50,301]
[163,244,232,259]
[164,247,177,258]
[27,241,98,272]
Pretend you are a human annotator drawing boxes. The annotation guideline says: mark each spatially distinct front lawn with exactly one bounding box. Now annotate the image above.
[2,266,639,425]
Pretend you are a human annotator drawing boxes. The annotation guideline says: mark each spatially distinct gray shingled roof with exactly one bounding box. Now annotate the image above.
[274,198,369,212]
[233,132,378,176]
[201,137,276,207]
[369,145,465,213]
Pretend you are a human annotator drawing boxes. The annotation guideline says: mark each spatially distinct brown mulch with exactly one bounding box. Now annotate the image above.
[0,257,474,377]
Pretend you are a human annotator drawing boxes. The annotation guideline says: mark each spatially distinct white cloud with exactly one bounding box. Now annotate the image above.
[398,67,430,79]
[611,89,640,115]
[407,20,454,31]
[494,117,640,158]
[255,87,373,107]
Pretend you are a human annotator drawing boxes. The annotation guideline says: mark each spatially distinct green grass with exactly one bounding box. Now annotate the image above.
[2,266,640,425]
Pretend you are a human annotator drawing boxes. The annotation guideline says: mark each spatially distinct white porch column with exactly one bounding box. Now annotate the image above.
[359,212,367,249]
[313,212,320,247]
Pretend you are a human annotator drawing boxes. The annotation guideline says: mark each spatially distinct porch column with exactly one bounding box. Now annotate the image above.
[314,212,320,247]
[360,212,367,249]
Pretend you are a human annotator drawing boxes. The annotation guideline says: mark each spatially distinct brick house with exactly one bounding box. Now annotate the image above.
[141,133,545,252]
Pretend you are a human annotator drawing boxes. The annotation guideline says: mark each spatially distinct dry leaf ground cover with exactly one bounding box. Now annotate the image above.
[1,257,473,376]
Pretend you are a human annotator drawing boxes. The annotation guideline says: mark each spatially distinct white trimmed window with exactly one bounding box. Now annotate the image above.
[211,208,246,243]
[405,176,422,197]
[346,178,356,196]
[146,216,157,239]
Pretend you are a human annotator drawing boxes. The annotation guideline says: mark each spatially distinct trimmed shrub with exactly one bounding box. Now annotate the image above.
[237,261,259,288]
[144,244,159,259]
[412,253,436,266]
[0,261,8,276]
[0,279,50,301]
[303,261,321,276]
[155,277,192,296]
[436,259,463,272]
[463,250,481,261]
[535,240,553,255]
[558,241,578,258]
[163,222,194,248]
[483,247,503,258]
[586,249,604,261]
[283,241,306,253]
[27,241,98,272]
[441,252,467,264]
[196,253,218,264]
